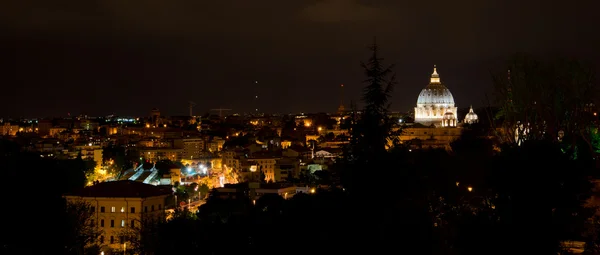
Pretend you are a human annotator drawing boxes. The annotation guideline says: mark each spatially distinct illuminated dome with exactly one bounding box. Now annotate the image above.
[464,106,478,124]
[416,66,455,106]
[414,65,458,127]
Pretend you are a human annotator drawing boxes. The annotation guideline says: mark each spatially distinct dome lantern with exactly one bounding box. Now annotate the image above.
[430,65,440,83]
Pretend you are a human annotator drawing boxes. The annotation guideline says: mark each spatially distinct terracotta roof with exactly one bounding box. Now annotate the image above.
[66,181,172,198]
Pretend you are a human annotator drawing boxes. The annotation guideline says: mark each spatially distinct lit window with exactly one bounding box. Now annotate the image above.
[111,207,115,213]
[121,220,125,227]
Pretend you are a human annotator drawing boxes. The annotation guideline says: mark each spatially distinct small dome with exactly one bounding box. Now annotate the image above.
[416,66,455,106]
[464,106,478,124]
[443,111,456,120]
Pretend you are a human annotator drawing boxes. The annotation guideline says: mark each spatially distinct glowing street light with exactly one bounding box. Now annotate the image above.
[467,186,473,192]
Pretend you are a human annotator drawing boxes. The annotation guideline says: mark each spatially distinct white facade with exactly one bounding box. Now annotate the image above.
[414,66,458,127]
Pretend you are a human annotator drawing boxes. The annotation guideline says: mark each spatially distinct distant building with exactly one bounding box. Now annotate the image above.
[214,182,300,201]
[414,66,458,127]
[71,144,103,169]
[139,148,183,161]
[247,154,281,182]
[398,127,463,150]
[403,66,484,150]
[64,181,172,253]
[0,123,19,136]
[464,106,479,124]
[173,138,204,159]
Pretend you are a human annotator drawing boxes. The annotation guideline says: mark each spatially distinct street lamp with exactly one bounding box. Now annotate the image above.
[467,186,473,192]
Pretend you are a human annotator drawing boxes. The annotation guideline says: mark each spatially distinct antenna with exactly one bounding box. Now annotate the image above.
[337,84,346,114]
[253,80,259,114]
[189,101,197,116]
[210,108,232,118]
[340,84,344,107]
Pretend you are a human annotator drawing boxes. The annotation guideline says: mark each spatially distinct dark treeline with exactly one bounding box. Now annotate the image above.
[0,139,94,254]
[1,46,599,254]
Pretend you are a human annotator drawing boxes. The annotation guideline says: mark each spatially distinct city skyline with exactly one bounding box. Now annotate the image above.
[2,0,598,117]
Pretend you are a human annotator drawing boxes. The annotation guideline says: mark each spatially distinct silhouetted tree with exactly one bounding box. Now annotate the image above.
[492,54,598,149]
[63,200,101,255]
[155,159,180,177]
[486,140,594,254]
[0,139,89,254]
[259,170,266,184]
[341,39,397,194]
[355,38,396,159]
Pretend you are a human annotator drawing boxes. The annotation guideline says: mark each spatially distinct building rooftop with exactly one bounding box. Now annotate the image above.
[220,182,294,190]
[66,180,172,198]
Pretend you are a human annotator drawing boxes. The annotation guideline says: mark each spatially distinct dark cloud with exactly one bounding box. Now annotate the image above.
[300,0,391,23]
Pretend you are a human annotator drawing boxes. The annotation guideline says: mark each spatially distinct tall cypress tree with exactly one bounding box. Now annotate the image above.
[341,39,396,194]
[354,38,396,162]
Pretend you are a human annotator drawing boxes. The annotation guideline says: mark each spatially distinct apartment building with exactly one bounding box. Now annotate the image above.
[64,181,172,252]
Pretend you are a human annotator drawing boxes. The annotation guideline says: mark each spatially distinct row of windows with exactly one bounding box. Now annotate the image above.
[408,131,450,135]
[99,235,127,244]
[90,204,161,213]
[90,219,136,228]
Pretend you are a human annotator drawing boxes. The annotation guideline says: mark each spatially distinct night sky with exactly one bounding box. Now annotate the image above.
[2,0,598,118]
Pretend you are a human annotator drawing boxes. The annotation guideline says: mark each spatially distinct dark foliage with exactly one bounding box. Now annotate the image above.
[0,139,89,254]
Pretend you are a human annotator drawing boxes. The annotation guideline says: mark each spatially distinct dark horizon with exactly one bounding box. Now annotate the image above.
[2,0,598,118]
